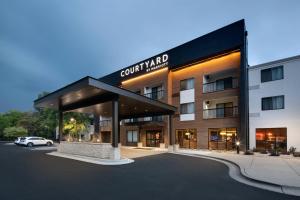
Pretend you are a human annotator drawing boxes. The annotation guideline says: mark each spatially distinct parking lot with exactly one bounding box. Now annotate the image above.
[0,143,299,200]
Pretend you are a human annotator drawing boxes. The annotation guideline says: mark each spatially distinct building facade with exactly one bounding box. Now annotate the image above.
[98,20,249,150]
[249,55,300,152]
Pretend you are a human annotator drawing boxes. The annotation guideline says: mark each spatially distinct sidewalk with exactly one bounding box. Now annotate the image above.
[176,149,300,188]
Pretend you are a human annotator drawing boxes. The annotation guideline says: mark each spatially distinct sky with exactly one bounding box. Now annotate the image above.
[0,0,300,112]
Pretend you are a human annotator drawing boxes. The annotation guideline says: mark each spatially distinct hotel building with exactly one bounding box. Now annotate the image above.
[34,20,249,159]
[249,55,300,151]
[98,19,249,150]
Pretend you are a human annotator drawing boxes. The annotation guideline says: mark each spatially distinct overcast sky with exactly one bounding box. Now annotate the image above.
[1,0,299,112]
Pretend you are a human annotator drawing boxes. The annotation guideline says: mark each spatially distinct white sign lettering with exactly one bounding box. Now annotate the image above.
[120,54,169,78]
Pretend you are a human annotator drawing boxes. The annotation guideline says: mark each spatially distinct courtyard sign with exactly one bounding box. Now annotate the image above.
[120,54,169,78]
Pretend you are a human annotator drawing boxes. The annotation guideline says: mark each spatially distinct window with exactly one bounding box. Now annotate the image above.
[127,130,138,143]
[180,103,195,114]
[180,78,194,91]
[261,66,283,83]
[256,128,287,151]
[262,95,284,110]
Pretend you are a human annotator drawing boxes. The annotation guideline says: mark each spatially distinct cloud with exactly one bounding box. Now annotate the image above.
[0,0,300,112]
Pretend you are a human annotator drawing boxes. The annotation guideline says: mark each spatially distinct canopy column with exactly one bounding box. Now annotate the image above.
[168,114,175,151]
[93,114,100,141]
[58,111,63,143]
[112,98,120,148]
[111,98,120,160]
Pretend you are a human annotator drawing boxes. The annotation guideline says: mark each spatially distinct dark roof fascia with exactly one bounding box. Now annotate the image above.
[88,77,176,112]
[99,19,246,85]
[34,76,177,112]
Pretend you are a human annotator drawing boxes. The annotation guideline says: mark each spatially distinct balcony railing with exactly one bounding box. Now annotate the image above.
[203,77,238,93]
[203,107,238,119]
[123,116,163,124]
[99,120,111,127]
[144,90,164,100]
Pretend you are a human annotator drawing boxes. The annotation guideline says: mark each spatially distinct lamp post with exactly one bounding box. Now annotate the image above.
[236,141,240,154]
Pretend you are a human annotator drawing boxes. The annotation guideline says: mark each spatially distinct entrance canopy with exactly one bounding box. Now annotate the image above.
[34,76,176,119]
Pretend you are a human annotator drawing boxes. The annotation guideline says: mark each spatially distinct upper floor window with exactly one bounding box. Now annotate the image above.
[144,85,163,100]
[261,66,283,83]
[180,103,195,114]
[262,95,284,110]
[180,78,194,91]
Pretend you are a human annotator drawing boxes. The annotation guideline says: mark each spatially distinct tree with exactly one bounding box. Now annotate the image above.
[63,112,90,140]
[3,127,28,139]
[0,111,25,139]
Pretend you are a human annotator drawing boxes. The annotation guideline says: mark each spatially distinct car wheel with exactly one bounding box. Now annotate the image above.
[27,142,33,147]
[46,142,52,146]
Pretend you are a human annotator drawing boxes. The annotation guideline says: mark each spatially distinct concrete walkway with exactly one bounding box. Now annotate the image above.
[175,149,300,188]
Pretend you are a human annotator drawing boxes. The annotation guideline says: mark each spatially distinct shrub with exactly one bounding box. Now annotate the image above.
[280,150,290,155]
[260,150,268,154]
[289,146,297,154]
[293,152,300,157]
[252,147,259,152]
[269,149,280,156]
[244,150,254,155]
[3,126,28,139]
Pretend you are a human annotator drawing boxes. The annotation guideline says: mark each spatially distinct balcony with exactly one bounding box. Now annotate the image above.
[203,77,238,93]
[99,120,111,127]
[123,116,163,125]
[203,106,238,119]
[144,90,164,100]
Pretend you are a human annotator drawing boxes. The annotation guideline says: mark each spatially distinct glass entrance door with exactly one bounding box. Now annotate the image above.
[175,129,197,149]
[146,130,162,147]
[208,128,237,150]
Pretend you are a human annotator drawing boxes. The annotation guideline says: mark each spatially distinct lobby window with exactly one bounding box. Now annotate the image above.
[261,65,283,83]
[256,128,287,151]
[127,130,138,143]
[180,78,194,91]
[262,95,284,110]
[180,103,195,114]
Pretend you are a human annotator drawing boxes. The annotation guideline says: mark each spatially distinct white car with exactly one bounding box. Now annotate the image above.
[14,137,26,145]
[19,137,54,147]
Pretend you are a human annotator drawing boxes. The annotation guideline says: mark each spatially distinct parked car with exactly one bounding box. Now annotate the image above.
[14,137,26,145]
[19,137,54,147]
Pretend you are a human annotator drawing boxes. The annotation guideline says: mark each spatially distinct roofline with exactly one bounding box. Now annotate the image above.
[249,54,300,70]
[34,76,90,103]
[88,77,177,111]
[99,19,245,80]
[34,76,177,112]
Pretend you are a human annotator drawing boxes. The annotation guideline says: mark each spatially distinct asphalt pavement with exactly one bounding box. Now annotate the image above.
[0,143,299,200]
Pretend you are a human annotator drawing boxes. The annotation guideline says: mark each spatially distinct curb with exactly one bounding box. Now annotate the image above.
[172,152,300,197]
[47,152,134,166]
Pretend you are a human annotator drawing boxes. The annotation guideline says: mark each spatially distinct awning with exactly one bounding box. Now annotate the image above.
[34,76,176,119]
